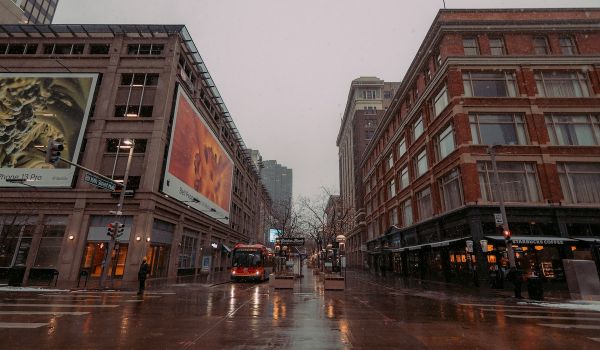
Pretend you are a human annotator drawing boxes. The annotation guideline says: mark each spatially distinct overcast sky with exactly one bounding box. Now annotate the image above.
[54,0,599,199]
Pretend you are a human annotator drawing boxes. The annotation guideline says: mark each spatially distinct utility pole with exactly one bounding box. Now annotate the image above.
[99,139,135,288]
[488,145,516,268]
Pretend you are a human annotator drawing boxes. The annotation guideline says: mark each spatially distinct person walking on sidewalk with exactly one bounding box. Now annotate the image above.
[137,257,149,295]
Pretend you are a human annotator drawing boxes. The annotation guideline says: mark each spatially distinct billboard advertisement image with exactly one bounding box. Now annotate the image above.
[162,87,233,223]
[269,228,282,243]
[0,73,98,187]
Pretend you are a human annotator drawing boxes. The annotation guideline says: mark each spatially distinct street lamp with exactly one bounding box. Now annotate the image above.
[488,145,516,269]
[99,138,135,289]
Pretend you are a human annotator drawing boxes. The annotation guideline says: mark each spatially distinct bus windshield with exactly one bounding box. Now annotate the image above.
[232,250,262,267]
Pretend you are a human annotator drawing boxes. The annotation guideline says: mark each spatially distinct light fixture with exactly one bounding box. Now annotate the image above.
[146,237,151,242]
[211,242,218,249]
[136,236,141,241]
[122,139,134,146]
[68,234,75,240]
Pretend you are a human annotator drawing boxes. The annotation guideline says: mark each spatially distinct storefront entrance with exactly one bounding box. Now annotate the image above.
[81,242,129,278]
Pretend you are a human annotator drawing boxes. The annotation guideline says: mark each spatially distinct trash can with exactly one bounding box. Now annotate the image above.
[8,266,26,287]
[527,277,544,301]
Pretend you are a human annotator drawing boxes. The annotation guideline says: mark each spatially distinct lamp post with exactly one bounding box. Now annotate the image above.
[488,145,516,269]
[99,138,135,289]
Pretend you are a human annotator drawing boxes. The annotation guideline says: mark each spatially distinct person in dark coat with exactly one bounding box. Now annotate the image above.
[507,266,523,299]
[137,257,149,295]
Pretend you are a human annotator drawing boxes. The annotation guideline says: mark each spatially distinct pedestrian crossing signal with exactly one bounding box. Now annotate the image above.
[503,229,512,240]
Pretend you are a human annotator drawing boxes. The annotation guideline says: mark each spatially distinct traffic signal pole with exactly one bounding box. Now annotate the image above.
[99,141,135,289]
[488,146,516,268]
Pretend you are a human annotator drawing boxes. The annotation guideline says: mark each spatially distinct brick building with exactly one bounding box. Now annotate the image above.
[361,9,600,286]
[0,24,270,287]
[337,77,399,267]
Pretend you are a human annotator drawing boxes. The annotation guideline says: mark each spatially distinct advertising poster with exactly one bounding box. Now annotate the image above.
[269,228,282,243]
[162,87,233,223]
[0,73,98,187]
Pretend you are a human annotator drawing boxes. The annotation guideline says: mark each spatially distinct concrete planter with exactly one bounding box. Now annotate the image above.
[324,275,345,290]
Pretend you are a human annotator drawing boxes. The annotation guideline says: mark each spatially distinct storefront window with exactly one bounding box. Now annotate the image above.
[81,242,128,278]
[34,216,68,267]
[178,232,198,269]
[0,216,36,267]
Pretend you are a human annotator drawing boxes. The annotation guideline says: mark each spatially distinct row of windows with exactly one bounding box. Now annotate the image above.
[0,43,165,56]
[463,35,578,56]
[370,162,600,234]
[370,111,600,202]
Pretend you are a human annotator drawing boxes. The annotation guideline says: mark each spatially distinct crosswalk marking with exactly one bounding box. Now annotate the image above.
[537,323,600,330]
[505,315,600,321]
[0,303,118,308]
[0,311,89,316]
[459,303,555,309]
[589,338,600,343]
[0,322,48,329]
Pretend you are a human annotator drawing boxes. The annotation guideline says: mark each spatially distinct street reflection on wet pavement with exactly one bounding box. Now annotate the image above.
[1,268,599,349]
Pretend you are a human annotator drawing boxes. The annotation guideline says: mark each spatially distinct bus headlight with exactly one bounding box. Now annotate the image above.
[231,270,236,275]
[255,271,260,275]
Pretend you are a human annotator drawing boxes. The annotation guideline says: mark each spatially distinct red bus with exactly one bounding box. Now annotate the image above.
[230,244,273,282]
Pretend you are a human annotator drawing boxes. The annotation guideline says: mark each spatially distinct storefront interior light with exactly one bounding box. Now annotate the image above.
[534,245,544,251]
[571,246,577,251]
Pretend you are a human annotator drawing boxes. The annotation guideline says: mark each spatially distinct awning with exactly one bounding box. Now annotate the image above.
[389,237,471,252]
[573,237,600,243]
[221,244,232,253]
[486,236,576,245]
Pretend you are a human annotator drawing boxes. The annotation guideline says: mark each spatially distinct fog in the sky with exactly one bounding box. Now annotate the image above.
[54,0,599,199]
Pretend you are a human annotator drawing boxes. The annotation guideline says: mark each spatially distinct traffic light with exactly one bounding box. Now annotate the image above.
[107,222,115,237]
[503,229,512,240]
[115,222,125,237]
[45,139,64,165]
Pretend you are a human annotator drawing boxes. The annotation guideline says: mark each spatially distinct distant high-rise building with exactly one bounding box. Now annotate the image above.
[12,0,58,24]
[0,0,26,23]
[261,160,293,215]
[248,149,263,173]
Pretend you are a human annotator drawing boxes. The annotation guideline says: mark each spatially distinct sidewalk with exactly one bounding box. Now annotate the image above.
[346,269,572,302]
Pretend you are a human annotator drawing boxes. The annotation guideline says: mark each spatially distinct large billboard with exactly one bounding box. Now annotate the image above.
[269,229,282,243]
[162,87,233,223]
[0,73,98,187]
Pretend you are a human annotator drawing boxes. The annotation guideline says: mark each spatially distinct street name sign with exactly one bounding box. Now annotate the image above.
[84,173,117,191]
[280,237,305,246]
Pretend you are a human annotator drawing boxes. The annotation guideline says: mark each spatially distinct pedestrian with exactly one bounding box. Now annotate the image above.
[507,266,523,299]
[137,257,149,295]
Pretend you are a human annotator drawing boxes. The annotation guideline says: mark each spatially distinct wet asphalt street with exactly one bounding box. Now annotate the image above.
[1,269,600,350]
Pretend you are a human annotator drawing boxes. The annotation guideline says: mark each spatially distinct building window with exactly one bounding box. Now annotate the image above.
[463,37,479,56]
[478,162,540,203]
[387,153,394,170]
[361,90,378,99]
[364,106,377,115]
[439,168,463,212]
[389,207,399,227]
[558,163,600,204]
[121,73,159,86]
[414,148,428,178]
[114,105,154,118]
[89,44,110,55]
[433,85,449,117]
[535,71,590,97]
[400,166,410,189]
[489,37,506,56]
[0,219,36,267]
[43,43,85,55]
[388,179,396,199]
[470,113,528,145]
[545,114,600,146]
[127,43,164,55]
[559,36,578,55]
[106,138,147,153]
[365,130,374,140]
[178,233,198,269]
[383,91,392,99]
[401,198,413,226]
[34,221,66,267]
[413,116,424,140]
[435,124,455,161]
[462,72,517,97]
[533,36,550,54]
[416,187,433,221]
[365,119,376,128]
[398,138,407,157]
[0,43,37,55]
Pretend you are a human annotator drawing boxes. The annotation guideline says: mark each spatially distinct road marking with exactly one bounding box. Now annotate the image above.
[0,303,118,308]
[589,338,600,343]
[0,311,89,316]
[0,322,48,329]
[538,323,600,330]
[460,303,564,310]
[506,315,600,321]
